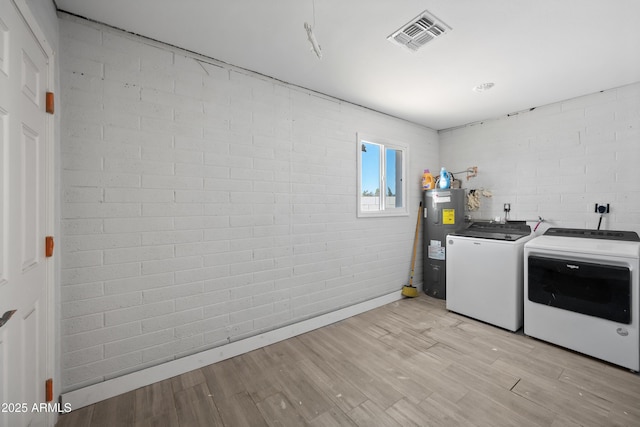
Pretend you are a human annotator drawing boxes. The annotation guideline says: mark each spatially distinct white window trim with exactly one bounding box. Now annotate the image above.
[356,133,409,218]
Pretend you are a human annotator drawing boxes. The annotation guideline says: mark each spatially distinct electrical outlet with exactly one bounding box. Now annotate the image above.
[594,203,610,214]
[504,203,511,212]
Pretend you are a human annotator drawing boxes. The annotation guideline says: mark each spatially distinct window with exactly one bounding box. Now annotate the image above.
[357,134,408,217]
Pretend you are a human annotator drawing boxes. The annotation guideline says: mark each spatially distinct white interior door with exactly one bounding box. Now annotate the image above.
[0,0,52,426]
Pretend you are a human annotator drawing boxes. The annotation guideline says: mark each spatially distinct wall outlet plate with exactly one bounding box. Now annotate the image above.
[595,203,610,214]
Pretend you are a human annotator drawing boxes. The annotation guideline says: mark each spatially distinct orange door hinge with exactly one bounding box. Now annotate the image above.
[45,236,54,257]
[46,92,54,114]
[45,378,53,402]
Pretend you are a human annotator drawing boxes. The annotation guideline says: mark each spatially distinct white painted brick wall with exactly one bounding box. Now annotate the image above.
[59,14,437,392]
[440,82,640,234]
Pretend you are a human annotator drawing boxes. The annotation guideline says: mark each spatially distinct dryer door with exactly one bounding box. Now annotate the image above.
[528,256,631,324]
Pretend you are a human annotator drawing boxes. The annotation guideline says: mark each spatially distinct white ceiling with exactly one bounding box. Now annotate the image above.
[55,0,640,130]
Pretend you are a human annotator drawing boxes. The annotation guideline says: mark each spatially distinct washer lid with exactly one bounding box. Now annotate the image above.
[451,221,531,241]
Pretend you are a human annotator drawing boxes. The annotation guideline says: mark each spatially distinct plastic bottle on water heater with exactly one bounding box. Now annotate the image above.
[422,169,435,190]
[438,167,450,189]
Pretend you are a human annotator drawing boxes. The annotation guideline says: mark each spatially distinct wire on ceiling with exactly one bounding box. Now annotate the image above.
[304,0,322,59]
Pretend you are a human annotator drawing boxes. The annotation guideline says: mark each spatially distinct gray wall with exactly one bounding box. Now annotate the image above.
[440,83,640,235]
[58,14,437,392]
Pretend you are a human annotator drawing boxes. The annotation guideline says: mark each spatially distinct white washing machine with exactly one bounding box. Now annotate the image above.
[446,222,534,331]
[525,228,640,371]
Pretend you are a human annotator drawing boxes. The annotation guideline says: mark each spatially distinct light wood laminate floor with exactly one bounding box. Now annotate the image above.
[56,295,640,426]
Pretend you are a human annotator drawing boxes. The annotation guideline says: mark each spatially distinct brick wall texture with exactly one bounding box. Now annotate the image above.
[439,83,640,233]
[60,14,639,392]
[59,15,437,391]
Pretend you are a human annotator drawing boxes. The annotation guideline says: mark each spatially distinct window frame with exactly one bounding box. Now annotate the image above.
[356,133,409,218]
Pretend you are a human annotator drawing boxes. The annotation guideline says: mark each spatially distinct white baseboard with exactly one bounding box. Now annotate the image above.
[60,290,404,410]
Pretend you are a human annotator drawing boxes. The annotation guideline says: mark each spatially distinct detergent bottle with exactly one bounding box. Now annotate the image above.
[422,169,435,190]
[438,167,450,189]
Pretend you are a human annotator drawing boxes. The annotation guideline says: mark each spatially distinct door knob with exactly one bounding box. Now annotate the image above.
[0,310,16,328]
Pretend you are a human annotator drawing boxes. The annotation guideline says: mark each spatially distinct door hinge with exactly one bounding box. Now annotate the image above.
[0,310,17,328]
[46,92,54,114]
[45,378,53,402]
[45,236,54,257]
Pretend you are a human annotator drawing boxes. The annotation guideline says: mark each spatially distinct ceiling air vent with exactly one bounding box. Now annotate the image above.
[387,10,452,52]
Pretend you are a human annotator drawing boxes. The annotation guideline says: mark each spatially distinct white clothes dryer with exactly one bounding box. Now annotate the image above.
[524,228,640,371]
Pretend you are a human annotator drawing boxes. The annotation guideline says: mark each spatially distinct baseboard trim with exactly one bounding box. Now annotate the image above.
[60,290,404,410]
